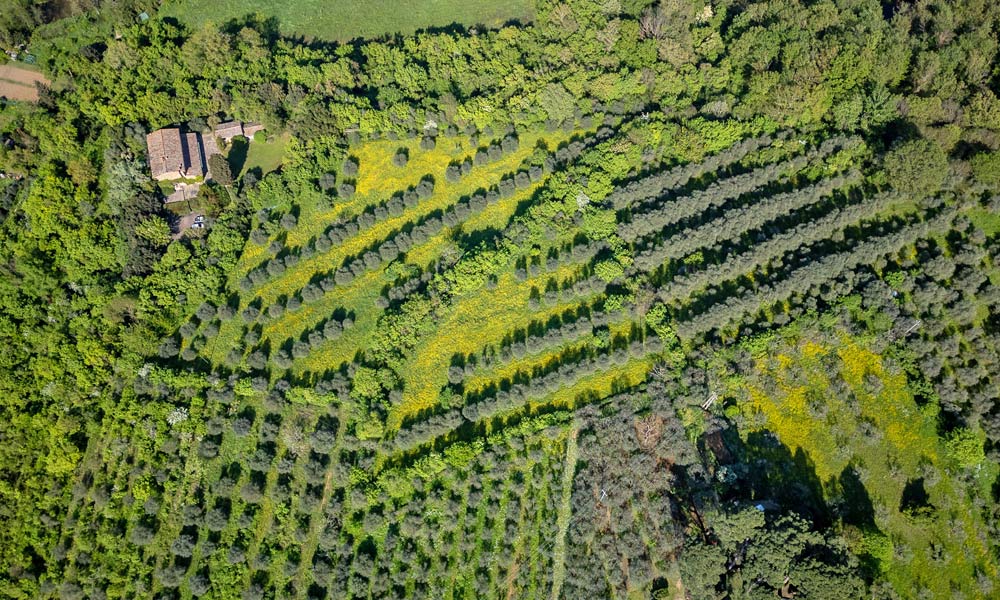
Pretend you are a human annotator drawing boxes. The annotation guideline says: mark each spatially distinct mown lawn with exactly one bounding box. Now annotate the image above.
[241,132,289,177]
[159,0,533,41]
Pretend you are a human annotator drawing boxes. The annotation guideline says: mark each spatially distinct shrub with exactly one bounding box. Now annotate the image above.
[250,228,269,245]
[196,303,216,321]
[393,149,409,167]
[342,157,359,177]
[319,172,337,191]
[158,338,179,358]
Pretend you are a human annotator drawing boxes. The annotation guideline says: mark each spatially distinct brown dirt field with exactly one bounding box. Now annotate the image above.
[0,64,48,102]
[0,80,38,101]
[0,64,48,86]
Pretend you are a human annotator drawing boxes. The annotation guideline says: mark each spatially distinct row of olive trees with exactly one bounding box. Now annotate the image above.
[674,209,956,339]
[633,170,862,271]
[241,178,436,291]
[607,133,778,210]
[391,336,663,451]
[658,191,900,303]
[616,133,861,241]
[513,239,606,280]
[270,315,356,369]
[349,427,563,599]
[244,130,540,294]
[249,155,575,321]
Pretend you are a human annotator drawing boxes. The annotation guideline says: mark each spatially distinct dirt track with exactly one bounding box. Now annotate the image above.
[0,64,50,102]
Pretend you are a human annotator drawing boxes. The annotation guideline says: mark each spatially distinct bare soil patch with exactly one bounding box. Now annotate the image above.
[0,64,49,86]
[0,81,38,101]
[0,64,49,102]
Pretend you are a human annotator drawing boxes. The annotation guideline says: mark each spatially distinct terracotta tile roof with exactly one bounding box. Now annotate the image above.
[184,132,204,177]
[243,122,265,138]
[146,128,184,179]
[214,121,244,140]
[201,132,220,158]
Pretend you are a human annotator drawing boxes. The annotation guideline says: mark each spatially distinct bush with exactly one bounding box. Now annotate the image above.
[393,149,409,167]
[158,338,179,358]
[250,228,269,245]
[319,172,337,191]
[883,138,948,197]
[196,302,216,321]
[342,157,359,176]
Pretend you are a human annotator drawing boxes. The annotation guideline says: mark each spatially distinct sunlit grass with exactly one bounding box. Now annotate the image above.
[391,264,589,429]
[161,0,532,43]
[204,128,581,366]
[736,337,998,598]
[251,131,567,309]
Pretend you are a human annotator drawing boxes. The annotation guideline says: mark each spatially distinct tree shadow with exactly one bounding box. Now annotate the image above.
[228,137,250,175]
[829,464,886,579]
[832,465,876,528]
[724,431,830,526]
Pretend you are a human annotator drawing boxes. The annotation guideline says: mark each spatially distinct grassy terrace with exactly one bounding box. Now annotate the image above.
[202,128,583,369]
[391,264,592,427]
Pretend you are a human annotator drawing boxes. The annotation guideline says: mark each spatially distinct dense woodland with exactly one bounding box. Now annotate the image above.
[1,0,999,598]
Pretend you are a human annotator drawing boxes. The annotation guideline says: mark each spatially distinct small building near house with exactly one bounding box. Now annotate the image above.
[242,122,265,139]
[214,121,244,142]
[214,120,265,142]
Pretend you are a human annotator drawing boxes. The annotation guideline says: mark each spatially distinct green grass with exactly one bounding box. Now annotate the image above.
[731,336,998,598]
[202,127,584,375]
[550,425,578,600]
[159,0,533,41]
[241,132,289,177]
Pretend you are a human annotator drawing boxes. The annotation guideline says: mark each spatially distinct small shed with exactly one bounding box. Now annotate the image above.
[242,122,265,139]
[214,121,244,142]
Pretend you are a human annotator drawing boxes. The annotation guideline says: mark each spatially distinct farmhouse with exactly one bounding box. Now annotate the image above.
[147,119,263,184]
[146,128,207,181]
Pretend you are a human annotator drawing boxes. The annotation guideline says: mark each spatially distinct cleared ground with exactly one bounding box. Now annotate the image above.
[160,0,533,41]
[0,63,50,102]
